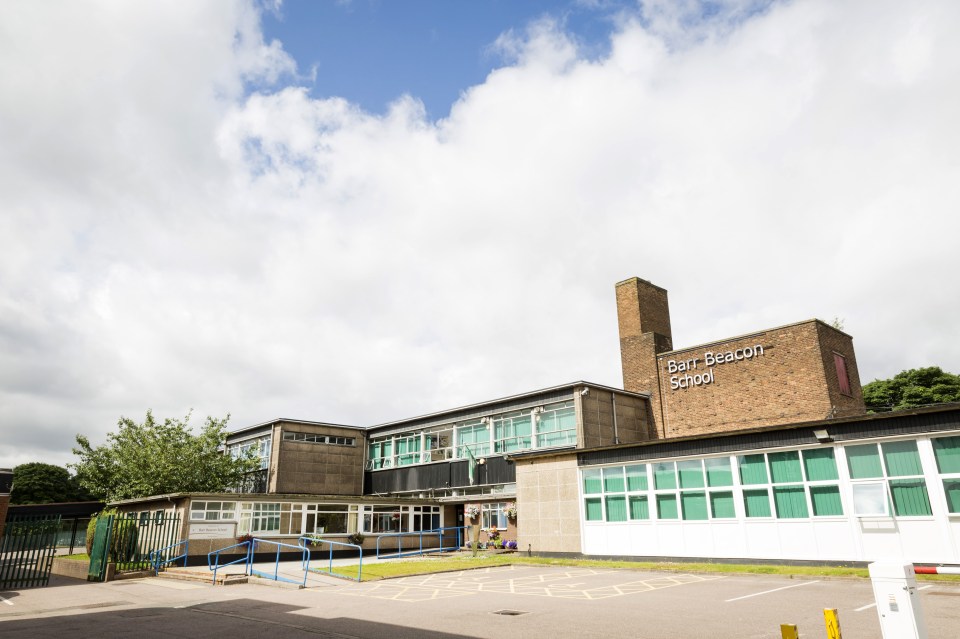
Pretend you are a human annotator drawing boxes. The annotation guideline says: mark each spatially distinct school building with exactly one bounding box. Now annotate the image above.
[109,278,960,565]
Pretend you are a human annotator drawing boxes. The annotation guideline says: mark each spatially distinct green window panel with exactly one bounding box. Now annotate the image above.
[738,455,769,485]
[943,479,960,514]
[606,496,628,522]
[705,457,733,487]
[625,465,648,491]
[681,492,708,520]
[678,460,705,489]
[889,479,932,516]
[743,489,772,517]
[773,485,809,519]
[583,469,602,495]
[933,436,960,474]
[803,448,839,481]
[603,467,626,493]
[657,494,679,519]
[584,498,603,521]
[768,451,803,484]
[710,491,736,518]
[881,441,923,477]
[846,445,883,479]
[809,485,844,516]
[629,495,650,520]
[654,462,677,490]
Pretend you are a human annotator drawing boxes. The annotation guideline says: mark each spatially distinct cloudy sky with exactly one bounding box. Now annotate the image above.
[2,0,958,470]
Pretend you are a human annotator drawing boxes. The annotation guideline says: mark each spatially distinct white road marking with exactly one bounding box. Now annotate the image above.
[855,584,934,612]
[725,580,820,602]
[0,595,13,606]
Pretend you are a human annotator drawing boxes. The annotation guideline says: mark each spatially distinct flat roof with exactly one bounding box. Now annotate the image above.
[228,418,364,437]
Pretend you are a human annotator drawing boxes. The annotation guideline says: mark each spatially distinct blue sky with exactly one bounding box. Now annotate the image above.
[2,0,959,468]
[260,0,633,118]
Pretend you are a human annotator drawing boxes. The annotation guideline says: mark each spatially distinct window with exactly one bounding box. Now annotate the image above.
[190,501,237,521]
[395,433,421,466]
[368,439,393,470]
[227,436,272,470]
[654,458,733,521]
[238,502,280,534]
[458,421,491,458]
[424,426,453,462]
[411,506,441,531]
[482,502,509,529]
[494,411,533,453]
[932,436,960,514]
[363,505,405,533]
[305,504,351,535]
[283,431,355,446]
[834,353,852,396]
[846,440,932,517]
[737,448,843,519]
[582,464,650,522]
[536,401,577,448]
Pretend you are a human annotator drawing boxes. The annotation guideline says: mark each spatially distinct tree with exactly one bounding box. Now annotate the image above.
[10,463,94,504]
[71,411,258,501]
[862,367,960,412]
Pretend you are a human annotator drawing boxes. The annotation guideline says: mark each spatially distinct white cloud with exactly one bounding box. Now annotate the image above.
[1,0,958,470]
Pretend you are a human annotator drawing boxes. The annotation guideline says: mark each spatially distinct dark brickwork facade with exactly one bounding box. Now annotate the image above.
[617,279,866,438]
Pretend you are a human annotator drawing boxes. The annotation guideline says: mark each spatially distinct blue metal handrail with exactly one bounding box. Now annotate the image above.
[299,536,363,582]
[149,539,189,575]
[207,540,252,585]
[248,538,310,587]
[376,526,467,559]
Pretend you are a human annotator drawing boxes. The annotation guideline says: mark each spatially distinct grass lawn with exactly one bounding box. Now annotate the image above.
[326,553,960,583]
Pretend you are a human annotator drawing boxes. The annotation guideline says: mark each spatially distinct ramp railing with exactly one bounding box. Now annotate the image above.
[300,536,363,582]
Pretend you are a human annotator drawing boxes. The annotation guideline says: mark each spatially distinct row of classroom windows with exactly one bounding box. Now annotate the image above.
[583,435,960,523]
[190,502,442,535]
[367,400,577,469]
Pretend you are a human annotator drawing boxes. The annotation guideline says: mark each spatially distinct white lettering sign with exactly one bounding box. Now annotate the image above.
[665,344,764,391]
[189,523,236,539]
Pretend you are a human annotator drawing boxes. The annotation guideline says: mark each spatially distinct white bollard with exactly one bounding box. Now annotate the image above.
[867,562,928,639]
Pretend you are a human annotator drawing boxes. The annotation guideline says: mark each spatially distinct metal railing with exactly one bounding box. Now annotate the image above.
[149,539,189,575]
[375,526,466,560]
[299,537,363,582]
[248,539,309,587]
[111,513,183,573]
[207,541,252,585]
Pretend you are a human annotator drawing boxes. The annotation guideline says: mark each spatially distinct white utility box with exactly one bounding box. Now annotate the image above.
[867,562,927,639]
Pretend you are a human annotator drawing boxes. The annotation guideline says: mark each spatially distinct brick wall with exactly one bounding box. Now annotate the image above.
[617,279,866,438]
[0,494,8,539]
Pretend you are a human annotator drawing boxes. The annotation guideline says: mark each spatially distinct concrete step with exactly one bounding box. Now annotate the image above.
[157,567,248,586]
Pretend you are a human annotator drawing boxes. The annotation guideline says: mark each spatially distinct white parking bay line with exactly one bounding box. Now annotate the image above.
[725,580,820,602]
[855,584,933,612]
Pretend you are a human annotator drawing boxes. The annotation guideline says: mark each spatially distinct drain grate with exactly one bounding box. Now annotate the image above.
[492,609,528,616]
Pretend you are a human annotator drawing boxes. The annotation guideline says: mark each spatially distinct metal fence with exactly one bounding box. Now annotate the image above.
[0,515,61,589]
[98,513,183,574]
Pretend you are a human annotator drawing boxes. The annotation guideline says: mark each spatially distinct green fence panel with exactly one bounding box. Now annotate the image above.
[0,515,61,589]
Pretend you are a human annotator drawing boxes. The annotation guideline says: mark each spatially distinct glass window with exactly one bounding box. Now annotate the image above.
[772,486,809,519]
[846,441,932,517]
[536,401,577,448]
[846,445,883,479]
[657,494,679,519]
[585,498,603,521]
[583,469,602,494]
[802,448,839,481]
[395,434,421,466]
[709,491,736,518]
[852,483,888,516]
[625,465,648,491]
[677,460,705,489]
[606,496,628,522]
[933,436,960,514]
[653,462,677,490]
[482,502,509,529]
[743,489,771,518]
[458,421,491,457]
[494,411,533,453]
[603,467,625,493]
[705,458,733,487]
[738,455,768,485]
[629,495,650,520]
[680,492,708,520]
[190,501,236,521]
[809,486,843,516]
[768,451,803,484]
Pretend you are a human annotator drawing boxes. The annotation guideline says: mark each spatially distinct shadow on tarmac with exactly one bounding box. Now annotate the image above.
[0,597,472,639]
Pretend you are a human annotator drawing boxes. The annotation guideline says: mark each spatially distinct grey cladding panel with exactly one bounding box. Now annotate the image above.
[365,457,516,494]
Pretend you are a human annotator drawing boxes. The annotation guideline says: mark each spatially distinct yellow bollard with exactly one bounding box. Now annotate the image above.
[780,624,799,639]
[824,608,842,639]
